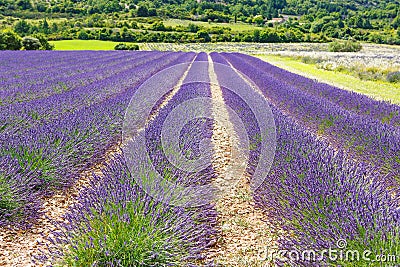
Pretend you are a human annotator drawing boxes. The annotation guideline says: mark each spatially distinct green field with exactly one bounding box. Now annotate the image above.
[257,54,400,104]
[49,40,134,50]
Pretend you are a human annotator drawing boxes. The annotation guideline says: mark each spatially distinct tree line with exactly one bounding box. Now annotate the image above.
[0,29,53,50]
[0,0,399,45]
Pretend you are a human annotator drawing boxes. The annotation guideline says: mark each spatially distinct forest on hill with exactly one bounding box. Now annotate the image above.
[0,0,400,45]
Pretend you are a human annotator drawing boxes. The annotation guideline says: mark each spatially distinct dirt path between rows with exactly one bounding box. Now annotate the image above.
[204,55,281,266]
[0,58,195,267]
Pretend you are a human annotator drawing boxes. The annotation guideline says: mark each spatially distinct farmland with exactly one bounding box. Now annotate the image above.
[49,40,132,50]
[258,54,400,104]
[0,51,400,266]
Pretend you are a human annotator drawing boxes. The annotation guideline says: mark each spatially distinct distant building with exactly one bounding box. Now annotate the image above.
[265,17,286,24]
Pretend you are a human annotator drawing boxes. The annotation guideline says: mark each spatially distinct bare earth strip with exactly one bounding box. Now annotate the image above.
[0,58,195,267]
[205,55,280,266]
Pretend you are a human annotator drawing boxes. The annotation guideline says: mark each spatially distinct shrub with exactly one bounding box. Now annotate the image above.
[196,30,211,42]
[387,71,400,83]
[137,5,148,17]
[114,43,139,50]
[14,19,31,36]
[328,40,362,52]
[33,34,54,50]
[0,155,42,228]
[301,55,323,64]
[187,23,200,33]
[0,30,22,50]
[22,36,41,50]
[150,21,167,31]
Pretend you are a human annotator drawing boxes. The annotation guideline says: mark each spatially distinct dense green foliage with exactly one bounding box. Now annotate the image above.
[33,33,54,50]
[328,40,362,52]
[387,71,400,83]
[0,0,399,44]
[0,29,22,50]
[114,43,139,50]
[22,36,41,50]
[0,29,53,50]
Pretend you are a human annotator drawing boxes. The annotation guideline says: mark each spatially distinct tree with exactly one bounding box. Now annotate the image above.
[104,0,122,13]
[33,34,54,50]
[253,15,264,26]
[148,8,157,16]
[41,19,50,34]
[363,19,372,29]
[196,30,211,42]
[51,23,59,33]
[253,29,260,42]
[36,3,47,12]
[14,20,31,36]
[22,36,41,50]
[16,0,31,10]
[151,21,166,31]
[77,30,89,40]
[137,6,148,17]
[187,23,200,33]
[114,43,139,50]
[0,30,22,50]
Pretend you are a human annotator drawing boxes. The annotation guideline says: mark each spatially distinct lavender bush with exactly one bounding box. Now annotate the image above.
[255,107,400,266]
[0,155,42,228]
[230,53,400,126]
[222,53,400,184]
[37,53,219,265]
[211,52,400,266]
[0,51,196,227]
[38,155,217,266]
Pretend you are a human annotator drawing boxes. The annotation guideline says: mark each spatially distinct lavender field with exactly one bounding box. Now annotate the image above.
[0,51,399,266]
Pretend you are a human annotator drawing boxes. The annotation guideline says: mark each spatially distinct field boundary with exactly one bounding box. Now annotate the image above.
[256,54,400,105]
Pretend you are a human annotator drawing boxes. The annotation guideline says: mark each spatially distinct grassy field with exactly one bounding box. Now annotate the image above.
[257,54,400,104]
[49,40,134,50]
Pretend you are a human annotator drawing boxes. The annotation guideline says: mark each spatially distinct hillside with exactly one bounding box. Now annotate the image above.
[0,0,399,45]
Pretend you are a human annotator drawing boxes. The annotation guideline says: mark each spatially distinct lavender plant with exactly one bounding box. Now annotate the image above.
[255,107,400,266]
[222,53,400,184]
[230,53,400,126]
[0,51,196,227]
[145,54,216,188]
[38,156,217,266]
[0,155,42,228]
[210,53,400,266]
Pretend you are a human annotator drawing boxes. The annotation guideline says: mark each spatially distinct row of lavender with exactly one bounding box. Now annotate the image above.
[258,107,400,266]
[236,53,400,127]
[223,53,400,184]
[145,52,216,187]
[0,51,195,227]
[38,53,217,266]
[0,52,167,134]
[213,53,400,266]
[0,51,143,105]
